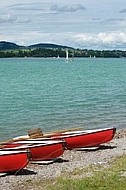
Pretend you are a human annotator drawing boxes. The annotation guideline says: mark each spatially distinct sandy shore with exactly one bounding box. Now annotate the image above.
[0,129,126,190]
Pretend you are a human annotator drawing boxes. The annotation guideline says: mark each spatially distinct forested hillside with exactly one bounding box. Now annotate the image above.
[0,41,126,58]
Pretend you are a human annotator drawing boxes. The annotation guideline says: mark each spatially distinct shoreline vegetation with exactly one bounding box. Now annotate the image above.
[0,41,126,58]
[0,129,126,190]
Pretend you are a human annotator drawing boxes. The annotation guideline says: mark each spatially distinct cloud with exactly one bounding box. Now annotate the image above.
[50,4,85,12]
[119,8,126,13]
[106,18,124,22]
[1,30,126,50]
[0,13,30,24]
[22,31,126,50]
[7,3,44,11]
[1,1,126,50]
[98,32,126,44]
[69,32,126,50]
[0,13,17,23]
[92,18,101,21]
[16,18,31,23]
[7,3,85,14]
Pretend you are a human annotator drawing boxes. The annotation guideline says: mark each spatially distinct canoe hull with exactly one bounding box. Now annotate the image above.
[0,151,29,173]
[30,143,64,161]
[1,127,116,151]
[1,141,65,161]
[51,127,116,149]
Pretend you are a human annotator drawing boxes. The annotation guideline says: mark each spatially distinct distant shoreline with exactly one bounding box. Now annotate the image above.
[0,41,126,58]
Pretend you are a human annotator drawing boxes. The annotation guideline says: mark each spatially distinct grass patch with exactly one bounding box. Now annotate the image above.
[47,155,126,190]
[12,155,126,190]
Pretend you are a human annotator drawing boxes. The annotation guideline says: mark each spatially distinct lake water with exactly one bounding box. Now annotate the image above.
[0,57,126,141]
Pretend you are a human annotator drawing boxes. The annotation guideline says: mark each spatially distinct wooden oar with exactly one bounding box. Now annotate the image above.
[26,127,83,138]
[44,127,83,135]
[0,127,83,146]
[0,137,30,145]
[22,127,83,139]
[0,133,53,146]
[0,145,5,149]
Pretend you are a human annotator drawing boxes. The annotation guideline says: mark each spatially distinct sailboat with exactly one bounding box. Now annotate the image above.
[70,52,74,61]
[65,49,69,62]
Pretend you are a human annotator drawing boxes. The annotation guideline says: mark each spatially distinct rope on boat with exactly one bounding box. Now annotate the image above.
[15,149,31,175]
[31,146,64,161]
[72,133,115,148]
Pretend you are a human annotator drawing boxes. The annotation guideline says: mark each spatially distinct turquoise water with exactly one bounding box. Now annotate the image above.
[0,58,126,140]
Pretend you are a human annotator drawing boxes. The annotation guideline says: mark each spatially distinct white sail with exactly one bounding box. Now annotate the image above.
[66,49,69,62]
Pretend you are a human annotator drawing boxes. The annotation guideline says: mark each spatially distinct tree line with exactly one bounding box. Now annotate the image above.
[0,48,126,58]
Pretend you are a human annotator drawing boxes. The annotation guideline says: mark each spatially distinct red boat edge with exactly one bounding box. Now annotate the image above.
[0,140,66,161]
[50,127,116,149]
[0,150,30,173]
[0,127,116,152]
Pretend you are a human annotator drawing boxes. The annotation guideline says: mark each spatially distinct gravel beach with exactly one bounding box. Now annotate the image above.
[0,129,126,190]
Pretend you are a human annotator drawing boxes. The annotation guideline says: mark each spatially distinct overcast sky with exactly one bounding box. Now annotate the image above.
[0,0,126,50]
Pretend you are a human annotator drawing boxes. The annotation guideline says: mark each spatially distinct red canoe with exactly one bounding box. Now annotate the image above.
[2,127,116,150]
[19,127,116,149]
[0,150,30,173]
[29,141,65,161]
[1,140,65,161]
[50,127,116,149]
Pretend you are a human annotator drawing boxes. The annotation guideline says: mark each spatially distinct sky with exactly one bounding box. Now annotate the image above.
[0,0,126,50]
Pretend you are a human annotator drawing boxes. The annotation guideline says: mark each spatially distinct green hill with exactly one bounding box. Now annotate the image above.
[28,43,71,49]
[0,41,71,50]
[0,41,23,50]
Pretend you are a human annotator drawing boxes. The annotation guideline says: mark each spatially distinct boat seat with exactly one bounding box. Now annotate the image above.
[27,128,43,138]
